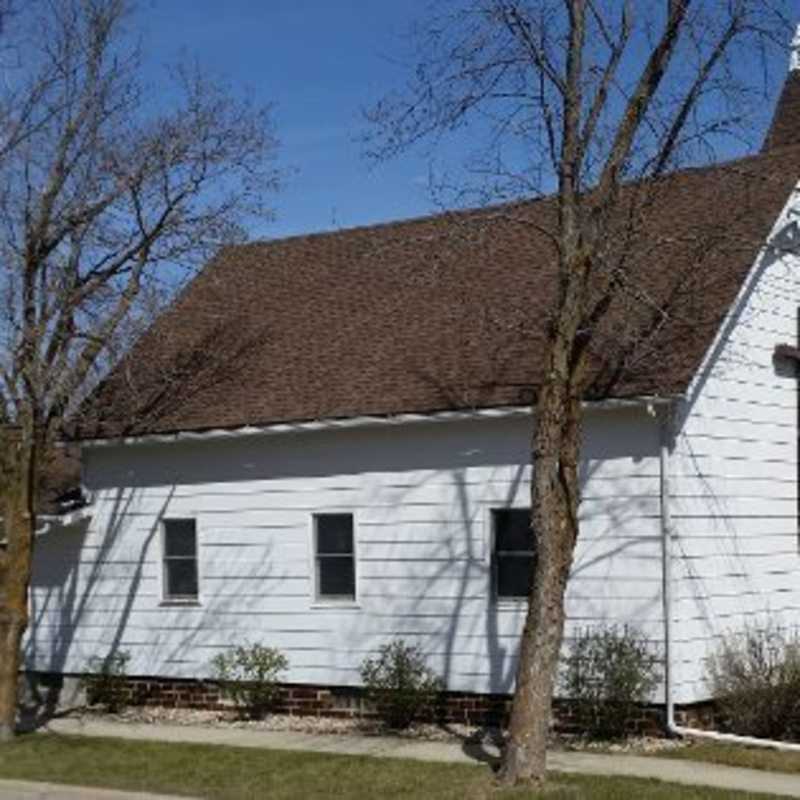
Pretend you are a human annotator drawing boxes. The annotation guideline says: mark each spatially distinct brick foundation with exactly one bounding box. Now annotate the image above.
[673,701,718,730]
[120,676,513,726]
[26,671,717,734]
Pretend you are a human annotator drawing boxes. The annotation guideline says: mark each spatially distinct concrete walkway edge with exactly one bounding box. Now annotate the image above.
[0,777,190,800]
[29,717,800,798]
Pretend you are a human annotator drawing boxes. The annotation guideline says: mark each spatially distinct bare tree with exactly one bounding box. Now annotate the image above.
[365,0,792,786]
[0,0,280,741]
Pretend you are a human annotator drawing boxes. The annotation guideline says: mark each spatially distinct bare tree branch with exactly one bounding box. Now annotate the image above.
[364,0,793,785]
[0,0,281,739]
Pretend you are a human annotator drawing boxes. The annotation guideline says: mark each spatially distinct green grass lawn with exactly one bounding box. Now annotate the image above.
[657,740,800,776]
[0,733,786,799]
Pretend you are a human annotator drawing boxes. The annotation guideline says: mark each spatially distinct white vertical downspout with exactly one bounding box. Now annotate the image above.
[659,406,676,732]
[659,403,800,751]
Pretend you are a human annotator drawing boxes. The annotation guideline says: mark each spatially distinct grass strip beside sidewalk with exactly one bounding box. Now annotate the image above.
[0,733,788,799]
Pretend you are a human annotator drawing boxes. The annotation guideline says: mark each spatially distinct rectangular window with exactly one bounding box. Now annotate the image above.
[163,518,199,602]
[314,513,355,601]
[492,508,535,601]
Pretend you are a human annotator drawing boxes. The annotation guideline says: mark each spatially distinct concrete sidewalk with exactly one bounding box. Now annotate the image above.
[0,778,189,800]
[32,717,800,798]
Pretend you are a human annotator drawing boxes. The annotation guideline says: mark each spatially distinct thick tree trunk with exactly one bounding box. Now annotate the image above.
[0,608,25,742]
[498,332,583,785]
[0,436,38,742]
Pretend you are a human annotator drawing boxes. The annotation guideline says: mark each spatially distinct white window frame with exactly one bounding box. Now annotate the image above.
[160,517,201,606]
[310,511,359,608]
[488,506,534,605]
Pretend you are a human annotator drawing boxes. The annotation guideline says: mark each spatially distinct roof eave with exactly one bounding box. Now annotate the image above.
[79,394,684,449]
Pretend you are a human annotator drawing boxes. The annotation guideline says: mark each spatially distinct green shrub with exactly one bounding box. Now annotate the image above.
[561,625,660,740]
[81,650,131,713]
[707,622,800,740]
[360,639,443,729]
[211,643,288,719]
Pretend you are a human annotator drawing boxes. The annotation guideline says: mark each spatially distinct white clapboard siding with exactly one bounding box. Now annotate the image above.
[667,207,800,705]
[27,410,663,694]
[28,200,800,703]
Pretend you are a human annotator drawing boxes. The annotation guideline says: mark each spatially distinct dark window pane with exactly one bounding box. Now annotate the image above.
[497,555,534,599]
[494,509,532,552]
[318,557,355,598]
[164,519,196,557]
[166,559,198,598]
[317,514,353,554]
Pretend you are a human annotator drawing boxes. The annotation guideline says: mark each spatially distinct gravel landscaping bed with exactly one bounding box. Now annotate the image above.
[78,705,479,741]
[558,734,688,755]
[71,705,688,754]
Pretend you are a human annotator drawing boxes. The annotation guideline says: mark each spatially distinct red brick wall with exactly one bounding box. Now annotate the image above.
[120,677,510,725]
[28,671,716,733]
[103,675,705,732]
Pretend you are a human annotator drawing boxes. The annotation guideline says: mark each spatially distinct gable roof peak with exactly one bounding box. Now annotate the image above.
[791,23,800,72]
[762,33,800,152]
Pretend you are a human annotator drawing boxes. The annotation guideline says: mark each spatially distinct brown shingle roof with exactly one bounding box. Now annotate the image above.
[76,145,800,440]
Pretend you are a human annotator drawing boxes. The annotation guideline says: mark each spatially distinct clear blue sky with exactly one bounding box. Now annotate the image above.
[135,0,441,240]
[134,0,794,242]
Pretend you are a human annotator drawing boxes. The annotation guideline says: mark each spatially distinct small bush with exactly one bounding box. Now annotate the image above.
[561,625,660,740]
[81,650,131,713]
[360,639,443,729]
[211,643,288,719]
[707,622,800,740]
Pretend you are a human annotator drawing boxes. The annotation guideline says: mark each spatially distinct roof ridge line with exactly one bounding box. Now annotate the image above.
[238,145,800,251]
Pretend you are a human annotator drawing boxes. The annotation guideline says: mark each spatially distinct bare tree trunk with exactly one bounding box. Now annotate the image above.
[0,435,38,742]
[498,323,583,785]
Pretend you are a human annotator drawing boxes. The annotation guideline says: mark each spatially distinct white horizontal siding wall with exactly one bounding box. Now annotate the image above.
[670,193,800,704]
[27,409,661,695]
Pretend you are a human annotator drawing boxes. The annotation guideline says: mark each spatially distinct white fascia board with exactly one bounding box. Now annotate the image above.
[79,395,681,449]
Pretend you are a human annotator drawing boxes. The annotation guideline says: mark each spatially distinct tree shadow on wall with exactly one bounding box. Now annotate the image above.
[331,400,658,764]
[21,484,175,730]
